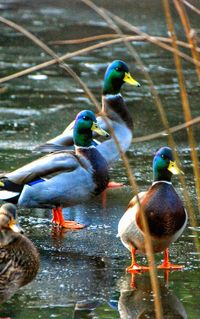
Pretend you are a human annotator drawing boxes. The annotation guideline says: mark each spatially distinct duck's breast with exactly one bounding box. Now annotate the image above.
[78,147,109,195]
[138,183,187,239]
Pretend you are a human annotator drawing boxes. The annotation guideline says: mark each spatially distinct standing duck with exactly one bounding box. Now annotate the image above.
[0,203,39,303]
[118,147,188,271]
[35,60,140,165]
[0,110,109,229]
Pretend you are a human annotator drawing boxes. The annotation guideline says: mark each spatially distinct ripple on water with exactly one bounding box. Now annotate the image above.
[28,74,48,80]
[0,107,41,116]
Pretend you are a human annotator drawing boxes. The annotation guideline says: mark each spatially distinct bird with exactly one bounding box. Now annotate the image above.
[118,146,188,271]
[0,203,39,303]
[35,60,140,166]
[0,110,110,229]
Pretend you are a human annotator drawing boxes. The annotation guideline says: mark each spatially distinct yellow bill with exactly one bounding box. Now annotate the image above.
[9,219,23,233]
[123,72,140,87]
[168,160,184,175]
[91,122,109,137]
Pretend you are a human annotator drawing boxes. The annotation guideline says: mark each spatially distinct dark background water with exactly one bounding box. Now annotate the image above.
[0,0,200,318]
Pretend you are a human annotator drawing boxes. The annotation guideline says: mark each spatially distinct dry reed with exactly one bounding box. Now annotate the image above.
[181,0,200,15]
[97,2,199,248]
[163,0,200,215]
[0,1,200,318]
[1,14,200,85]
[50,33,200,52]
[174,0,200,79]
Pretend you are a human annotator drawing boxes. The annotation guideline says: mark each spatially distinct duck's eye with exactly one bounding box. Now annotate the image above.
[115,67,122,72]
[83,116,90,121]
[161,154,168,160]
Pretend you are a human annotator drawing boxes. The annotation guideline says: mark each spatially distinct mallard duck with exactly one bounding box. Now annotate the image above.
[0,110,109,229]
[118,147,188,271]
[35,60,140,165]
[0,203,39,303]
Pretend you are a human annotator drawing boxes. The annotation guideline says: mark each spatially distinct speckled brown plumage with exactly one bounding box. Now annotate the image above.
[0,203,39,303]
[0,231,39,287]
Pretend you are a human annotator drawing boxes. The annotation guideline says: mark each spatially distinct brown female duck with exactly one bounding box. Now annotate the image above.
[0,203,39,294]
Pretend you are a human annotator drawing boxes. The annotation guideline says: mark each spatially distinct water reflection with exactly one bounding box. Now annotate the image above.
[116,273,188,319]
[73,301,102,319]
[0,280,20,305]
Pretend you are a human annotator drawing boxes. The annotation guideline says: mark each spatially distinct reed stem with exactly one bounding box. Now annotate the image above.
[174,0,200,79]
[163,0,200,213]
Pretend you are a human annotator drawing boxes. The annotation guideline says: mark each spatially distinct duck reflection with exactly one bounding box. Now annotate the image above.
[115,273,188,319]
[73,301,101,319]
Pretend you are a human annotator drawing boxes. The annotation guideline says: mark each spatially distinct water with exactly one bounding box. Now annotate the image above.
[0,0,200,318]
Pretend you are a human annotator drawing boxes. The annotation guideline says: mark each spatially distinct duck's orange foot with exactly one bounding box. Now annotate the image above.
[126,263,149,273]
[158,248,184,270]
[107,181,124,188]
[58,220,85,229]
[52,218,85,229]
[101,181,124,207]
[158,262,184,270]
[52,207,85,229]
[52,209,59,224]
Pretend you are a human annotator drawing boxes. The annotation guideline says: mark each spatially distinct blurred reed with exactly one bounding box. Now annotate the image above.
[81,1,199,315]
[163,0,200,227]
[181,0,200,16]
[50,33,200,52]
[0,1,200,318]
[174,0,200,79]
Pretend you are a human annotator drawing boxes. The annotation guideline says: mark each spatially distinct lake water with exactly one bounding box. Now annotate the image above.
[0,0,200,318]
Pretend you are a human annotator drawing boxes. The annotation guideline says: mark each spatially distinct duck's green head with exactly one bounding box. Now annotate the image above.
[103,60,140,95]
[153,147,183,182]
[0,203,23,233]
[73,110,109,147]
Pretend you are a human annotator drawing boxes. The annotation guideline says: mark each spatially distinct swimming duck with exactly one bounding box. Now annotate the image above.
[0,203,39,303]
[35,60,140,165]
[118,147,187,271]
[0,110,109,229]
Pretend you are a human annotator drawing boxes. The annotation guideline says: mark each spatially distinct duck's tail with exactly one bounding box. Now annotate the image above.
[0,178,22,203]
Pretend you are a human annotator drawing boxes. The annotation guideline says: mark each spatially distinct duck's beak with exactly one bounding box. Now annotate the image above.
[91,122,109,137]
[168,160,184,175]
[9,219,24,233]
[123,72,140,87]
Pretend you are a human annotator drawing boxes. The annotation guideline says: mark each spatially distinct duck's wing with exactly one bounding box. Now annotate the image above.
[34,122,74,153]
[33,118,76,153]
[33,116,109,154]
[117,191,147,240]
[127,192,148,209]
[0,250,10,274]
[4,151,79,185]
[96,120,132,165]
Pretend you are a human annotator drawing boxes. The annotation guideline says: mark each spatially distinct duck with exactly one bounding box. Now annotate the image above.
[35,60,140,165]
[0,203,39,303]
[118,147,188,271]
[0,110,110,229]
